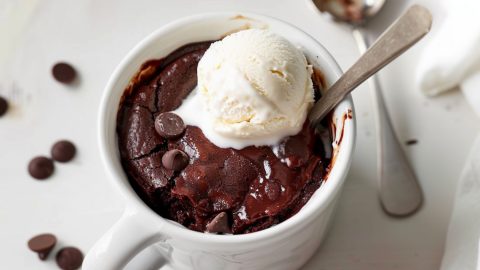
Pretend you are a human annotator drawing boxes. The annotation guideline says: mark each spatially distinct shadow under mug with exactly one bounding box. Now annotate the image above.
[83,12,356,270]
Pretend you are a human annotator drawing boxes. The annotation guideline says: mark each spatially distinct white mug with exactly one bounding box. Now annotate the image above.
[84,12,356,270]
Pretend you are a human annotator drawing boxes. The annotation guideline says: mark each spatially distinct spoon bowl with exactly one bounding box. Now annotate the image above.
[312,0,385,25]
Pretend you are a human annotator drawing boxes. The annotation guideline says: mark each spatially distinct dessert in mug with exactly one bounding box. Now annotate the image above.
[116,29,334,234]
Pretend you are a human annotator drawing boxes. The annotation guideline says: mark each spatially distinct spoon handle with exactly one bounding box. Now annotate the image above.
[309,5,432,124]
[353,28,423,216]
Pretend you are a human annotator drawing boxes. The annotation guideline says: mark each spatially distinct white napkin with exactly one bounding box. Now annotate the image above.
[462,73,480,117]
[416,1,480,269]
[439,136,480,270]
[417,0,480,105]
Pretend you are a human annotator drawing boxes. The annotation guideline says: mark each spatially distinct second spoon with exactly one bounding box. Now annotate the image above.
[309,4,431,216]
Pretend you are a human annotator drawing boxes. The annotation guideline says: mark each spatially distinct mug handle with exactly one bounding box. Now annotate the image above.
[83,208,169,270]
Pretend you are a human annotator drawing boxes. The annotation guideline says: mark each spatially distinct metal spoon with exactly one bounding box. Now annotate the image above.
[309,3,431,216]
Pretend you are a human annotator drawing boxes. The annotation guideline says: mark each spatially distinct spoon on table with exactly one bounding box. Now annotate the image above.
[308,4,431,216]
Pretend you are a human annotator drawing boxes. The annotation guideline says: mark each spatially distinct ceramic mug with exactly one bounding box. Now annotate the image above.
[83,12,356,270]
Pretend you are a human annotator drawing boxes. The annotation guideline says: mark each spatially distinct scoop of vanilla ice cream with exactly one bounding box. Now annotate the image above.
[197,29,314,140]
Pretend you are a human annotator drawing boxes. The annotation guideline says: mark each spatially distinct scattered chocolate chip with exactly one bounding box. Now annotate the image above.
[154,112,185,139]
[406,139,418,145]
[162,149,189,171]
[27,233,57,260]
[0,96,8,117]
[265,181,281,201]
[28,156,54,180]
[52,62,77,84]
[56,247,83,270]
[206,212,231,234]
[51,140,76,162]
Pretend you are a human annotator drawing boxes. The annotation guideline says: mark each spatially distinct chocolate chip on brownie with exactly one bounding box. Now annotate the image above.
[162,149,189,171]
[51,140,76,162]
[206,212,232,234]
[28,156,54,180]
[154,112,185,139]
[27,233,57,260]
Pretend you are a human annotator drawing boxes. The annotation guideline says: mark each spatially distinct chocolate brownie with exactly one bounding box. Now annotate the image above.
[116,41,333,234]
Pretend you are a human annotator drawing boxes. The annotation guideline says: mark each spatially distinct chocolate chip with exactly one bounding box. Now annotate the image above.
[154,112,185,139]
[406,139,418,145]
[52,62,77,84]
[206,212,231,234]
[56,247,83,270]
[51,140,76,162]
[27,233,57,260]
[28,156,54,180]
[265,181,281,201]
[162,149,189,171]
[0,96,8,117]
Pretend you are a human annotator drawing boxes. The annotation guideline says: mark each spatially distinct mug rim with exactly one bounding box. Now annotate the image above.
[98,12,356,245]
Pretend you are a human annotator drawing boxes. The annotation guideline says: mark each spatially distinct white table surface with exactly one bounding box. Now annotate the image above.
[1,0,478,269]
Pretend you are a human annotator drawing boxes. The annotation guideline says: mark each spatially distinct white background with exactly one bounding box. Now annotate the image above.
[0,0,478,269]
